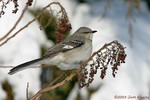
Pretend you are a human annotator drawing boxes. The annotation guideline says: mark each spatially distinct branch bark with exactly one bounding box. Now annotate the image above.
[30,69,79,100]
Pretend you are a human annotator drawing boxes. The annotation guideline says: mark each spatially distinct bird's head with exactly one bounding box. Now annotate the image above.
[74,27,97,40]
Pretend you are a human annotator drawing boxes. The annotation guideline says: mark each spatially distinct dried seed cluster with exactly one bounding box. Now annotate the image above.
[78,40,127,88]
[0,0,18,17]
[56,18,71,43]
[26,0,33,6]
[38,2,72,43]
[0,0,33,18]
[55,7,71,43]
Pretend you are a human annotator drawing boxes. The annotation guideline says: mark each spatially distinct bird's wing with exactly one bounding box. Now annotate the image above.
[43,36,85,58]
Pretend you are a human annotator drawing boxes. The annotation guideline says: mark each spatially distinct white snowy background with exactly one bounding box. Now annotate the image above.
[0,0,150,100]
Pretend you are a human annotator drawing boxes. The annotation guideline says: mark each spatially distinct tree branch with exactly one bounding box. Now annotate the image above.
[26,82,29,100]
[0,2,66,47]
[0,3,28,42]
[30,69,78,100]
[0,66,14,68]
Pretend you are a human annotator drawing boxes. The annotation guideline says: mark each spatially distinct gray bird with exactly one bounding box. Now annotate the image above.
[8,27,97,75]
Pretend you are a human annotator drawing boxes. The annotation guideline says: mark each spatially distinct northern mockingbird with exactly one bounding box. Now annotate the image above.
[8,27,97,75]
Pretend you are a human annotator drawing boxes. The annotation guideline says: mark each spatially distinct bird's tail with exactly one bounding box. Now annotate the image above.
[8,58,43,75]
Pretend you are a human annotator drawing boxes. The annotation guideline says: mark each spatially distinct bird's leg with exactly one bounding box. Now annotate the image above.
[74,62,84,79]
[79,61,86,72]
[48,71,65,86]
[48,70,70,86]
[63,70,70,83]
[63,70,68,77]
[77,61,87,80]
[80,61,86,68]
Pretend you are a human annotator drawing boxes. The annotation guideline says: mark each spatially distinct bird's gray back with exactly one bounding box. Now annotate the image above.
[42,35,85,58]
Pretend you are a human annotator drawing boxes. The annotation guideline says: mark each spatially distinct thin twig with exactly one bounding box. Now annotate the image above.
[48,71,65,86]
[0,3,28,41]
[30,69,78,100]
[0,66,14,68]
[0,2,64,47]
[26,82,29,100]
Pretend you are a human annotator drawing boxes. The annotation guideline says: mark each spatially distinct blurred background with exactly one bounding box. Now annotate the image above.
[0,0,150,100]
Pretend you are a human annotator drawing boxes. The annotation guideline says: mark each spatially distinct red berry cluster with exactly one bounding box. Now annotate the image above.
[56,18,71,43]
[78,40,127,88]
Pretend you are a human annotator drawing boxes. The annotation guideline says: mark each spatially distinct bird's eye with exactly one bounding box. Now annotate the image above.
[84,32,88,34]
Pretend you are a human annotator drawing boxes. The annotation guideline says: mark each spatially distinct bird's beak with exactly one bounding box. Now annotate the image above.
[92,30,97,33]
